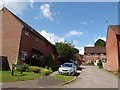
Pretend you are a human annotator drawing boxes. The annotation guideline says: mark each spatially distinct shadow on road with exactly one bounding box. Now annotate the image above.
[75,66,85,76]
[77,67,85,70]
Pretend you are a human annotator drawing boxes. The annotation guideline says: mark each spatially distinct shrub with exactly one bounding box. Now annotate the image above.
[46,53,59,71]
[98,60,103,69]
[16,63,29,72]
[85,62,94,66]
[23,63,29,71]
[40,67,52,75]
[27,66,41,73]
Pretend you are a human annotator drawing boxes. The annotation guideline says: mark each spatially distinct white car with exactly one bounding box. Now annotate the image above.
[58,63,77,75]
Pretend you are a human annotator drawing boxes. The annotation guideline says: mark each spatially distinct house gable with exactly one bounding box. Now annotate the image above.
[1,8,24,66]
[106,26,119,71]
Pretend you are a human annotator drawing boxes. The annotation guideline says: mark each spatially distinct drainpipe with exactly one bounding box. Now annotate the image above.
[116,35,120,69]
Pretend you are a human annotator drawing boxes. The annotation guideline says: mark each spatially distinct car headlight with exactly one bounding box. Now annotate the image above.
[58,68,62,71]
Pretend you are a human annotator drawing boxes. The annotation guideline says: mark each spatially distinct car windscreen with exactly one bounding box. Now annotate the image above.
[62,63,72,67]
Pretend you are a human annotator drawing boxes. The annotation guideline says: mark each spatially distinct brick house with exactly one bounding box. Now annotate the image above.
[106,25,120,71]
[0,7,58,68]
[84,47,106,65]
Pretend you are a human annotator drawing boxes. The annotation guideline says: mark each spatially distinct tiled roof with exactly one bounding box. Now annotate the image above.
[109,25,120,35]
[84,47,106,54]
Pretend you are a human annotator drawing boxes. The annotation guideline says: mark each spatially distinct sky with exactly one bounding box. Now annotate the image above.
[0,1,118,54]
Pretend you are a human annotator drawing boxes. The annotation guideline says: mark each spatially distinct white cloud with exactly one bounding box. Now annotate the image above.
[39,30,64,44]
[95,37,106,42]
[80,20,93,25]
[80,21,87,25]
[30,0,35,9]
[75,47,84,54]
[73,40,78,45]
[0,0,28,15]
[67,30,83,37]
[40,4,54,21]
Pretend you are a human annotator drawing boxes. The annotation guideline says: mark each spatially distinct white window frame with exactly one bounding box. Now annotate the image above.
[86,53,91,57]
[21,51,28,60]
[25,31,29,36]
[36,37,39,42]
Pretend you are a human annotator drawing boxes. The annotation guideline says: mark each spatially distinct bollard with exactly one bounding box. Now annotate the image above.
[12,64,15,76]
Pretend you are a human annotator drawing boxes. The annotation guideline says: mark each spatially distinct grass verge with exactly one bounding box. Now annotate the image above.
[1,70,45,83]
[54,74,76,82]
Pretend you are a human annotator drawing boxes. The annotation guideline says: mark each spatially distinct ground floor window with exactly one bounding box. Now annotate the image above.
[21,51,28,60]
[86,60,91,64]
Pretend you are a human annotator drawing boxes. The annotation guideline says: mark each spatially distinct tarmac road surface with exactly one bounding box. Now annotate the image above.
[61,66,118,88]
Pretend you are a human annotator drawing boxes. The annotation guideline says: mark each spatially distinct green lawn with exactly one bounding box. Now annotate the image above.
[1,70,45,83]
[54,74,76,82]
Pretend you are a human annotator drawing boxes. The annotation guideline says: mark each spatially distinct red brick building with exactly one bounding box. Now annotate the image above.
[84,47,106,65]
[1,7,58,68]
[106,25,120,71]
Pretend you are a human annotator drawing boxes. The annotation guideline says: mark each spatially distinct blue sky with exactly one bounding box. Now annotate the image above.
[0,1,118,54]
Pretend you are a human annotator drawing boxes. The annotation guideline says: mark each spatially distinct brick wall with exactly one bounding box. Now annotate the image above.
[1,9,23,66]
[84,54,105,63]
[19,28,53,63]
[106,27,119,71]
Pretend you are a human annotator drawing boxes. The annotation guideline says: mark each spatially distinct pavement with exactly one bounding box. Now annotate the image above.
[61,66,118,88]
[2,71,65,88]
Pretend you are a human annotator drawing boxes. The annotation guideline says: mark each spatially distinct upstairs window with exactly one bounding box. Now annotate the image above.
[94,54,98,57]
[36,37,39,42]
[21,51,28,60]
[25,31,29,36]
[86,54,91,57]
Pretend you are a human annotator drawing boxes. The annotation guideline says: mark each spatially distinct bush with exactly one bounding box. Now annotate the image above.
[98,60,103,69]
[85,62,94,66]
[40,67,52,75]
[23,63,29,71]
[16,63,29,72]
[46,53,59,71]
[27,66,41,73]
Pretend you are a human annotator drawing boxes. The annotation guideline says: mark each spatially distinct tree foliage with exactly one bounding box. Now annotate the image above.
[55,42,76,64]
[74,48,79,54]
[94,39,106,47]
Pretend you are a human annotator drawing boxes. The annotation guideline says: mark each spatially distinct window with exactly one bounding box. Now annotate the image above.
[86,60,91,64]
[32,54,38,59]
[21,51,28,60]
[86,54,91,57]
[101,54,106,57]
[94,54,98,57]
[36,37,39,42]
[25,31,29,36]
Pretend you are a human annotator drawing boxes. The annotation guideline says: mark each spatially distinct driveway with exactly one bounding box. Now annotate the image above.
[61,66,118,88]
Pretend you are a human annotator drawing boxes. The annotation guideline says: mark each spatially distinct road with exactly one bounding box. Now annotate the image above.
[60,66,118,88]
[2,66,118,88]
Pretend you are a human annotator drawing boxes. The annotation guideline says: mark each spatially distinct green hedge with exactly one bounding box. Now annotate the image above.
[27,66,41,73]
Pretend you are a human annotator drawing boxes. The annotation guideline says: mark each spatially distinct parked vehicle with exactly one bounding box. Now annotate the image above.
[58,63,77,75]
[70,60,80,69]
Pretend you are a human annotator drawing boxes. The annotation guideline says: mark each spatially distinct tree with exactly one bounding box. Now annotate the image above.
[94,39,106,47]
[74,48,79,54]
[55,42,75,64]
